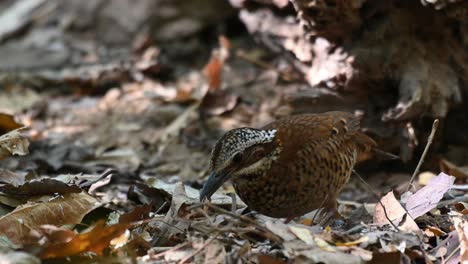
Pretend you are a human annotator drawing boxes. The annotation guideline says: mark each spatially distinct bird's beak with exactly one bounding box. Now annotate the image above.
[199,170,230,201]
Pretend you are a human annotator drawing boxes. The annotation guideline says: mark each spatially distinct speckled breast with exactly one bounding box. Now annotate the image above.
[232,139,358,218]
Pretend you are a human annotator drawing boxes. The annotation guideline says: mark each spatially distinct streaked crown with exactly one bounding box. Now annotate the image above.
[209,128,277,171]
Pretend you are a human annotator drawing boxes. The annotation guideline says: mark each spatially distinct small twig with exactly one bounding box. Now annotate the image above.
[180,233,219,264]
[407,119,439,192]
[228,192,237,213]
[154,201,168,215]
[353,170,399,230]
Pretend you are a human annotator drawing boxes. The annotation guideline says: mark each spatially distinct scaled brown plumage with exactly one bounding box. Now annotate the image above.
[200,111,380,222]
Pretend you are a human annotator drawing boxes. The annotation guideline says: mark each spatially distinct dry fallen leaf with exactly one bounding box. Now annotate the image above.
[40,220,131,259]
[153,182,194,246]
[0,192,99,245]
[0,128,29,159]
[0,169,25,186]
[453,213,468,263]
[374,191,420,233]
[405,172,455,219]
[119,204,152,224]
[0,178,82,198]
[289,226,314,245]
[0,113,23,134]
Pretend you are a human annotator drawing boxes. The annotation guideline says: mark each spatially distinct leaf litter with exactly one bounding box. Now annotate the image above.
[0,1,467,263]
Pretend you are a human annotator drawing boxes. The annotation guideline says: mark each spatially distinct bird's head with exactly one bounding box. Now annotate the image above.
[199,127,279,201]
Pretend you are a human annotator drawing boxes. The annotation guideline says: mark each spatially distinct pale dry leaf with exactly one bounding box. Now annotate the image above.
[289,226,314,245]
[0,169,25,186]
[264,220,295,241]
[147,179,240,206]
[203,240,225,264]
[418,171,436,185]
[452,214,468,263]
[153,182,193,246]
[0,128,29,159]
[314,237,335,252]
[0,192,100,245]
[405,172,455,219]
[374,191,420,233]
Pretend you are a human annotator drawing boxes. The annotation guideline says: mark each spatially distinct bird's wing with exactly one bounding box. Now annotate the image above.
[262,111,376,161]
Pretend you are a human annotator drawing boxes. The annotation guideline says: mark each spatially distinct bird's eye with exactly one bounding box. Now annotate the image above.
[232,152,243,163]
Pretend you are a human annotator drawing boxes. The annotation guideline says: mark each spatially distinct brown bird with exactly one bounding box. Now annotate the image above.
[200,111,390,223]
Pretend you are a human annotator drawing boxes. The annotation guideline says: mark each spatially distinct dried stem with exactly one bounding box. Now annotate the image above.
[407,119,439,192]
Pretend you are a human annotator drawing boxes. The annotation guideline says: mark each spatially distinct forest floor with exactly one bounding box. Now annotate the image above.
[0,1,467,263]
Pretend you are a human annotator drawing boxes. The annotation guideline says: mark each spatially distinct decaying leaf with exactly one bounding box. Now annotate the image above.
[40,220,131,259]
[405,172,455,219]
[202,35,230,92]
[0,128,29,159]
[0,178,82,198]
[0,113,23,134]
[0,192,99,245]
[431,230,460,263]
[153,182,193,246]
[374,191,419,233]
[0,169,25,186]
[147,179,241,206]
[453,213,468,263]
[119,204,152,224]
[203,240,226,264]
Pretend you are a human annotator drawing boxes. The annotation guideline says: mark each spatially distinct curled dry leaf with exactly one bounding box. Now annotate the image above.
[0,113,23,134]
[0,178,82,198]
[0,128,29,159]
[0,192,99,245]
[40,220,131,259]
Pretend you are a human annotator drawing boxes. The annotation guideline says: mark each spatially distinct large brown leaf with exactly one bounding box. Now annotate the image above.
[0,113,23,135]
[0,192,99,245]
[40,220,130,259]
